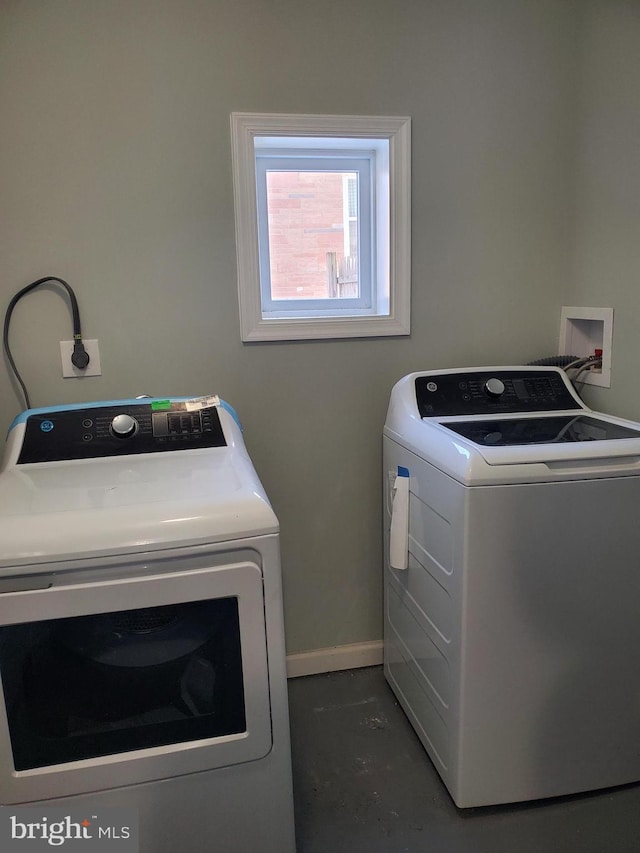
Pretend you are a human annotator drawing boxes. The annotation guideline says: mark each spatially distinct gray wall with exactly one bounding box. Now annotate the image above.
[0,0,580,654]
[566,1,640,420]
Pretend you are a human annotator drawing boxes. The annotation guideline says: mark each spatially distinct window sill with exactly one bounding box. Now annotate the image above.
[241,314,410,342]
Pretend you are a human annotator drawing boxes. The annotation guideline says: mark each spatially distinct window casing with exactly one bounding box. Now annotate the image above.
[231,113,411,342]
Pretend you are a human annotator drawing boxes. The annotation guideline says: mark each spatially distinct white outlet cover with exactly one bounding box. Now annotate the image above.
[60,339,102,378]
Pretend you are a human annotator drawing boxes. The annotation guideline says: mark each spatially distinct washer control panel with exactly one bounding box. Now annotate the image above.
[18,401,227,463]
[415,370,582,418]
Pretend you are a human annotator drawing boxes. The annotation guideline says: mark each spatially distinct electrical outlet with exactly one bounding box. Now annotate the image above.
[60,339,102,378]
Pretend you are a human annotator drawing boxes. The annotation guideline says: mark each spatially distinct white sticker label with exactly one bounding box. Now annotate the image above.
[184,395,220,411]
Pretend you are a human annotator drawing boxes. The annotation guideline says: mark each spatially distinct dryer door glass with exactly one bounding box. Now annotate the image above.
[0,597,245,770]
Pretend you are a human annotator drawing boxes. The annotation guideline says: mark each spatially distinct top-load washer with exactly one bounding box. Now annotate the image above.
[383,366,640,808]
[0,395,295,853]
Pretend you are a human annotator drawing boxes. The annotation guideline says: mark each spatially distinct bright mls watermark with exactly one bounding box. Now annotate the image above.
[0,808,138,850]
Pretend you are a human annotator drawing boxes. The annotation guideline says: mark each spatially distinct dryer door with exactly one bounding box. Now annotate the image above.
[0,555,271,804]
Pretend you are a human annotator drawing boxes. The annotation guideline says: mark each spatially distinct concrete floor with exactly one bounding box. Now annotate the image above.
[288,666,640,853]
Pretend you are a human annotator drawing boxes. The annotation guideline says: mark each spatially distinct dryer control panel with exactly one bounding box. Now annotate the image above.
[415,369,582,418]
[17,401,227,463]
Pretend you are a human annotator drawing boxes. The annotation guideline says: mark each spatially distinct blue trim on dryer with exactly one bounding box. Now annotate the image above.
[8,397,242,434]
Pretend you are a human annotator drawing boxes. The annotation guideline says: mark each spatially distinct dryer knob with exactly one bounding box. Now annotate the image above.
[484,378,506,398]
[111,413,138,438]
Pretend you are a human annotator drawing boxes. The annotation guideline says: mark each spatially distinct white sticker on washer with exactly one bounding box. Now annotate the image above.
[184,395,220,411]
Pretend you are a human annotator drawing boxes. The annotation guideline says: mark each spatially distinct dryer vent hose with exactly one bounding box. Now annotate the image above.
[526,355,579,368]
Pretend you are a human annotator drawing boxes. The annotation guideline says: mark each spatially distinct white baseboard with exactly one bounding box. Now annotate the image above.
[286,640,383,679]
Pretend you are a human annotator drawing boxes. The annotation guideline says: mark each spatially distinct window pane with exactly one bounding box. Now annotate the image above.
[265,171,359,300]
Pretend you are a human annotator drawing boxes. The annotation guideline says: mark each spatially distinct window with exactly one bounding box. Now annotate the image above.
[255,152,373,314]
[231,113,411,341]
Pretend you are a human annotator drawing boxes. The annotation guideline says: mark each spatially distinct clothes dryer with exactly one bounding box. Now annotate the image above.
[0,396,295,852]
[384,367,640,807]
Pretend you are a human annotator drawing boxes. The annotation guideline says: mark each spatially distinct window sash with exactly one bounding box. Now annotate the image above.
[254,153,374,315]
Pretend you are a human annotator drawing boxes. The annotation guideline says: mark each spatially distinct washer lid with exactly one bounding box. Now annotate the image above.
[443,414,640,446]
[385,369,640,485]
[0,419,278,571]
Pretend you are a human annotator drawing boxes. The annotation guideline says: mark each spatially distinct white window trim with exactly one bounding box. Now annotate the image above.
[230,112,411,342]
